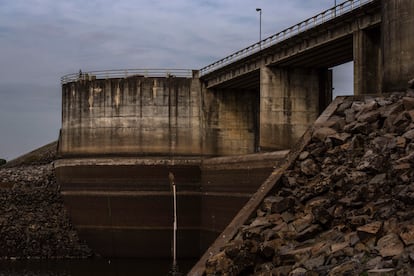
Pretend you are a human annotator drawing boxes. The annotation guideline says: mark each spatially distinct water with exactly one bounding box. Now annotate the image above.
[0,259,196,276]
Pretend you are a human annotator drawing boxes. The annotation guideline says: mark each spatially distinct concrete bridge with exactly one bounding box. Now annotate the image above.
[56,0,414,264]
[200,0,380,92]
[198,0,413,150]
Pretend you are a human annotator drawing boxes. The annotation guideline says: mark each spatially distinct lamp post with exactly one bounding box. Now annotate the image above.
[334,0,337,17]
[256,8,262,50]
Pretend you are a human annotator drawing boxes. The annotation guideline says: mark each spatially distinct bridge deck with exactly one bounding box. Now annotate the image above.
[200,0,381,89]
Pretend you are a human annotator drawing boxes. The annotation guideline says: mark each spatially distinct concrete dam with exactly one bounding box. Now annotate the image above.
[55,72,289,258]
[55,0,414,265]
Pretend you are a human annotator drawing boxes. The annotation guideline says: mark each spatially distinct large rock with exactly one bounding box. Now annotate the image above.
[356,150,385,173]
[356,109,381,123]
[377,233,404,257]
[399,224,414,246]
[300,159,319,176]
[357,222,383,241]
[205,251,236,275]
[403,96,414,110]
[328,260,360,276]
[402,129,414,140]
[367,268,396,276]
[271,197,296,214]
[312,127,337,142]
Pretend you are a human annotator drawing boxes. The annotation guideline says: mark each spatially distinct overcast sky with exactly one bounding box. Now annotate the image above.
[0,0,353,160]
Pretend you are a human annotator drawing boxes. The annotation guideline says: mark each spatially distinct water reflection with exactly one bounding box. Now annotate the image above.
[0,258,195,276]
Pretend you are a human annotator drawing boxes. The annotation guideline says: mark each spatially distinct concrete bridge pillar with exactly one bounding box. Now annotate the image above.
[201,86,258,155]
[382,0,414,92]
[259,66,330,150]
[353,28,382,95]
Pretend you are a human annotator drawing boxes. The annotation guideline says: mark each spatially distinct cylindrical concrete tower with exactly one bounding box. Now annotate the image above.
[382,0,414,92]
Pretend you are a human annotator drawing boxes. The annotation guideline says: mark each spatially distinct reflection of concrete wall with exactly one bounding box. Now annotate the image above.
[55,151,288,258]
[56,158,202,258]
[61,76,202,156]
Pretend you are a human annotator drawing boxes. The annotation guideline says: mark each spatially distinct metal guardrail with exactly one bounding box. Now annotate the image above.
[61,69,193,84]
[199,0,375,76]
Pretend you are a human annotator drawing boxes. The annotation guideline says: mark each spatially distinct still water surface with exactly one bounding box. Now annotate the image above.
[0,259,195,276]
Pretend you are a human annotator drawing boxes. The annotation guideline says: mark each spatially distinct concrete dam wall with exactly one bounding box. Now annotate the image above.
[60,76,202,156]
[57,73,290,258]
[60,74,258,157]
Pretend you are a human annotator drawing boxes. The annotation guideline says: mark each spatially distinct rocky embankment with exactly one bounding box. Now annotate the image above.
[205,92,414,275]
[0,144,91,259]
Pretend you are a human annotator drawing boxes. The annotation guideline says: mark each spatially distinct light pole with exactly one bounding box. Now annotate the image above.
[256,8,262,50]
[334,0,337,17]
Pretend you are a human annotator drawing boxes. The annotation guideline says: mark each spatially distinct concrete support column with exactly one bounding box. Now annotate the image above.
[382,0,414,92]
[259,66,323,150]
[201,86,258,156]
[353,28,382,95]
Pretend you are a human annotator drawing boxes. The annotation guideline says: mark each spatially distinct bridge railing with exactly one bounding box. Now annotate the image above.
[199,0,375,76]
[61,69,194,84]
